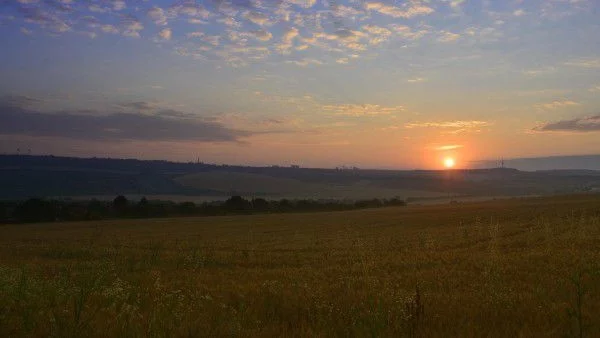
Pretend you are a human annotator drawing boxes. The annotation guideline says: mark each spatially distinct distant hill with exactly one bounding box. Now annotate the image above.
[0,155,219,199]
[473,154,600,171]
[1,155,599,200]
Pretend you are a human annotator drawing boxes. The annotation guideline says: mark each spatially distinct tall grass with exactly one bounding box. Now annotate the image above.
[0,194,599,336]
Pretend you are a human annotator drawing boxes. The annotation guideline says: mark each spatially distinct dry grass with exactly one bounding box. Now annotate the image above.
[1,195,599,337]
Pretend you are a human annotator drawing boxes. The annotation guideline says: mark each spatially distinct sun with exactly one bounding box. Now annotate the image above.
[443,157,456,168]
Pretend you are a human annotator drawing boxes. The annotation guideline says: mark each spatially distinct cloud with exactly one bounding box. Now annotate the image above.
[365,2,434,18]
[334,29,361,40]
[435,144,464,151]
[515,89,572,97]
[362,25,390,36]
[448,0,466,9]
[334,4,362,17]
[8,0,589,72]
[118,101,157,111]
[536,0,584,20]
[214,1,245,17]
[589,86,600,92]
[388,24,428,40]
[111,0,126,11]
[287,0,317,9]
[121,15,143,38]
[188,18,207,24]
[308,30,370,52]
[405,120,491,133]
[242,11,272,26]
[405,120,490,128]
[285,58,323,67]
[203,35,220,46]
[100,24,119,34]
[534,100,580,110]
[523,67,556,77]
[322,103,404,117]
[217,17,240,28]
[43,0,74,13]
[18,6,71,32]
[246,29,272,41]
[533,115,600,133]
[438,31,460,42]
[147,6,168,26]
[362,24,392,45]
[0,102,251,142]
[462,26,502,43]
[3,95,42,107]
[88,4,107,13]
[565,58,600,68]
[158,27,172,40]
[276,27,299,53]
[407,77,427,83]
[80,15,99,28]
[3,0,438,68]
[186,30,202,37]
[170,2,211,18]
[283,26,299,41]
[513,9,526,16]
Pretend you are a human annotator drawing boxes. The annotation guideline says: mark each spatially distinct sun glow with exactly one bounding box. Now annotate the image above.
[443,157,456,168]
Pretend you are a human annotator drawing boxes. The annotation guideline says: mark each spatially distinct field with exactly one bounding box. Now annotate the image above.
[1,195,599,337]
[174,171,447,200]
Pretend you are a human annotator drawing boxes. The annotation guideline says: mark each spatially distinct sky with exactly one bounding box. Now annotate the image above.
[0,0,599,170]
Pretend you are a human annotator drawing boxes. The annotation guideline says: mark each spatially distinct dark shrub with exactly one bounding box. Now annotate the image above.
[13,198,57,223]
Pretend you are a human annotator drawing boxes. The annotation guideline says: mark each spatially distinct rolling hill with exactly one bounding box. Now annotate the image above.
[1,155,599,201]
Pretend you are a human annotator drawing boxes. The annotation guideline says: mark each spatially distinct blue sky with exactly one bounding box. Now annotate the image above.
[0,0,599,169]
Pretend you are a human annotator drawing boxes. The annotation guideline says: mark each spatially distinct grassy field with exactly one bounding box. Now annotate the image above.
[1,195,599,337]
[175,171,446,200]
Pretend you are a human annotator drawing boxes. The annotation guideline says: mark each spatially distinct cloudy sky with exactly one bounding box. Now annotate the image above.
[0,0,599,169]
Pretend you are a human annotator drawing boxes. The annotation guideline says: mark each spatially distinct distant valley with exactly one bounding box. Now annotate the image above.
[1,155,600,201]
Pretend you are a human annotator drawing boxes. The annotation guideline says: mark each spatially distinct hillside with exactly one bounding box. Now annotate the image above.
[174,171,444,200]
[1,155,600,200]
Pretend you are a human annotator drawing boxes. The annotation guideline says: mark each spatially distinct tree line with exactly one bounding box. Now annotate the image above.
[0,195,407,224]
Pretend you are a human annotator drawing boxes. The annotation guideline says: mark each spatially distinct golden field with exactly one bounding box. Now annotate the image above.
[1,195,599,337]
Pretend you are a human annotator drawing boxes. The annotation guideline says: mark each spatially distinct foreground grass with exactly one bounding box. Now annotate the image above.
[1,195,599,337]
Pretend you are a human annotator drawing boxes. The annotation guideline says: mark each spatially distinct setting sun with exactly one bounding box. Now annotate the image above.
[444,157,456,168]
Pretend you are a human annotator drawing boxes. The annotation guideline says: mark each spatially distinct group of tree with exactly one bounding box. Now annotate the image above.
[0,195,407,224]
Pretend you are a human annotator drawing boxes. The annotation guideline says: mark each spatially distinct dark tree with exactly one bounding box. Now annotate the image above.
[0,202,8,222]
[225,196,250,211]
[277,199,292,211]
[355,199,383,209]
[296,199,317,211]
[113,195,129,215]
[13,198,56,223]
[252,198,270,211]
[87,199,108,220]
[177,201,197,215]
[58,202,87,221]
[385,197,407,207]
[135,197,150,217]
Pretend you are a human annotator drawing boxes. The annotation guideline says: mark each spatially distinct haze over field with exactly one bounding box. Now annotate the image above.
[1,0,599,170]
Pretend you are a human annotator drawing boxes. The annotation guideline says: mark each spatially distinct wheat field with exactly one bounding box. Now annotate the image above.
[1,195,599,337]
